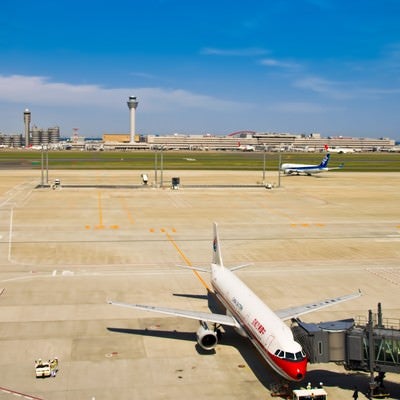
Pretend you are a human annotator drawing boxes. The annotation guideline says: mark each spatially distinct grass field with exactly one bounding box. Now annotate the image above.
[0,150,400,171]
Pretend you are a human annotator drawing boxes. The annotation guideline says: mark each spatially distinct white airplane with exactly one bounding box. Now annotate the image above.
[281,153,343,175]
[108,223,360,382]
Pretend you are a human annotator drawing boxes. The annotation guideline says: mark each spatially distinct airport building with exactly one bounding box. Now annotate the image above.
[1,128,396,152]
[0,127,60,148]
[101,131,396,152]
[0,102,397,151]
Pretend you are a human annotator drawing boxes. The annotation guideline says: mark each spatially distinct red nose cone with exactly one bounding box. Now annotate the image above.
[270,353,308,381]
[286,358,308,381]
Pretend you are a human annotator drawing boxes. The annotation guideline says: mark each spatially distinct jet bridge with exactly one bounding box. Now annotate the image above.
[292,303,400,373]
[291,303,400,396]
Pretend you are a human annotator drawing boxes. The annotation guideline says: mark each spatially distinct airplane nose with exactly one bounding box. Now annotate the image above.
[292,360,307,381]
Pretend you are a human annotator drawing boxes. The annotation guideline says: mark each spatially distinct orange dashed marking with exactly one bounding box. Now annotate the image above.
[85,225,91,229]
[160,228,165,233]
[119,197,135,224]
[150,228,155,233]
[110,225,119,230]
[291,223,325,228]
[95,225,105,230]
[98,192,104,227]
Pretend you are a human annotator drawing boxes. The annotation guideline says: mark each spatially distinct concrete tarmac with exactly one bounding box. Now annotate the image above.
[0,169,399,399]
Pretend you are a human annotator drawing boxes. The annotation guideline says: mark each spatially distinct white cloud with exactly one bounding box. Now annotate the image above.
[260,58,300,70]
[201,47,269,57]
[268,101,329,113]
[129,71,157,80]
[0,74,248,112]
[294,76,355,99]
[0,75,109,106]
[294,74,400,100]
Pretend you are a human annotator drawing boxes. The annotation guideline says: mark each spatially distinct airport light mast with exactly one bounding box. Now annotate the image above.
[127,96,139,143]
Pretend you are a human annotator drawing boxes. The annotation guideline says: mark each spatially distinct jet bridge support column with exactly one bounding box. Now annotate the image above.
[368,309,376,395]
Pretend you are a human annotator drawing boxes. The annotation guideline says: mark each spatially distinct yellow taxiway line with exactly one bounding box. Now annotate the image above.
[164,230,211,291]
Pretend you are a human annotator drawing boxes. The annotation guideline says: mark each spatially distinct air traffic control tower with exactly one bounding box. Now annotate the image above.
[127,96,139,143]
[23,108,31,147]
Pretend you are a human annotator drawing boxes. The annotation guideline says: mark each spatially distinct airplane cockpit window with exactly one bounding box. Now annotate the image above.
[285,352,295,360]
[274,350,306,360]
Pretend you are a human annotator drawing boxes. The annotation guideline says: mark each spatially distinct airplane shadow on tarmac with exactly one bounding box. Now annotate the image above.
[106,324,400,398]
[107,291,400,397]
[107,290,283,391]
[106,324,280,391]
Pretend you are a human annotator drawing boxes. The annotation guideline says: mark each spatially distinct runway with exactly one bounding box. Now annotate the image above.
[0,169,399,399]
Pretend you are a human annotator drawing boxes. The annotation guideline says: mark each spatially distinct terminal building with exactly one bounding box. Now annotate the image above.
[0,129,396,152]
[101,131,397,152]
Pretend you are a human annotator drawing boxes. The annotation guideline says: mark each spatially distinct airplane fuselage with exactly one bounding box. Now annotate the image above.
[210,264,307,381]
[281,154,332,175]
[281,164,328,175]
[109,222,358,383]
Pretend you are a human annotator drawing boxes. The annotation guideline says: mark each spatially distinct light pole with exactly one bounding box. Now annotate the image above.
[45,145,49,184]
[154,148,158,187]
[160,147,164,188]
[278,145,282,188]
[262,146,266,184]
[41,144,49,186]
[41,144,44,186]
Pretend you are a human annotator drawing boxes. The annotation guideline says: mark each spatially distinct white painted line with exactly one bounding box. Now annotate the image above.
[52,270,57,276]
[8,208,13,262]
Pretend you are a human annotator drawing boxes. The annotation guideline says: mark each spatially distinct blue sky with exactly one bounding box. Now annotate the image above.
[1,0,400,139]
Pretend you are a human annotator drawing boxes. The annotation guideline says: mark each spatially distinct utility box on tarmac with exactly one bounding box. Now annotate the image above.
[171,177,180,189]
[52,179,61,190]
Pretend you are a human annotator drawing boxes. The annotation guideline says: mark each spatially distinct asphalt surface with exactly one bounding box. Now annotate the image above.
[0,169,399,399]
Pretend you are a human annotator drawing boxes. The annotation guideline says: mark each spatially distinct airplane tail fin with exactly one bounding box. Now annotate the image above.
[319,153,330,168]
[212,222,224,267]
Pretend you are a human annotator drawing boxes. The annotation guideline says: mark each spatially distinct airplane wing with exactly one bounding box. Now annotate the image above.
[275,291,361,321]
[108,301,240,328]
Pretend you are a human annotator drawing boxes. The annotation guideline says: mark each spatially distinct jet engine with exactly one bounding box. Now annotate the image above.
[196,321,218,350]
